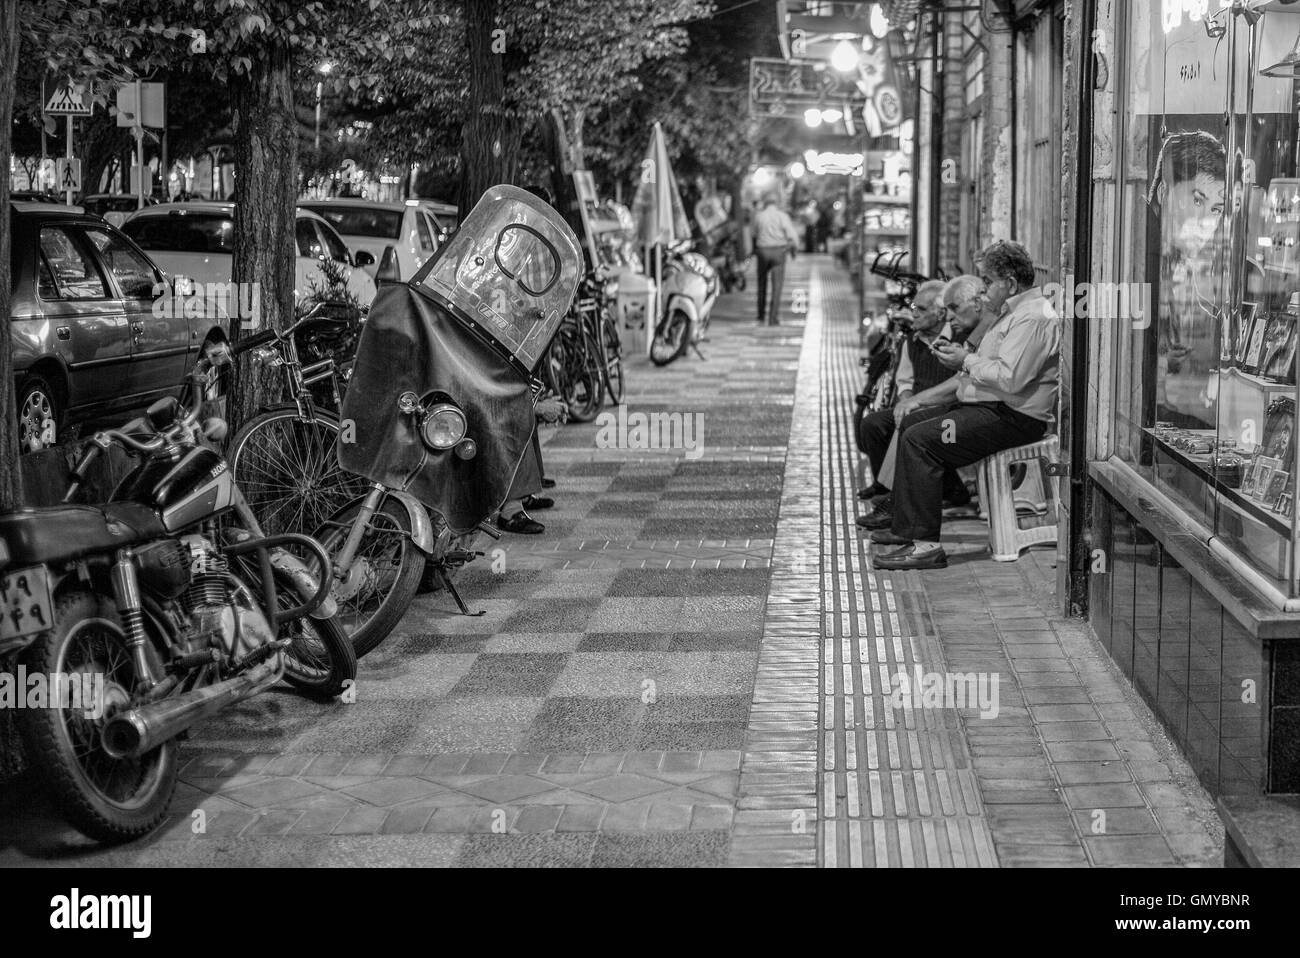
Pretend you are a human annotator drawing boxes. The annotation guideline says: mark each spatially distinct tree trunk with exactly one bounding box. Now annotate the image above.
[0,0,23,510]
[228,44,298,434]
[457,0,521,213]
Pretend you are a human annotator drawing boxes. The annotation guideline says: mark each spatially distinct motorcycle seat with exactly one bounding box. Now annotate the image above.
[0,502,168,567]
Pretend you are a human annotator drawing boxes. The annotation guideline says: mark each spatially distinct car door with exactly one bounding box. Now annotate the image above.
[82,224,180,399]
[294,216,327,299]
[35,225,131,410]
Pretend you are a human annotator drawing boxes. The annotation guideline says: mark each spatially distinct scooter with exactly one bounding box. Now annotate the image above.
[649,241,720,367]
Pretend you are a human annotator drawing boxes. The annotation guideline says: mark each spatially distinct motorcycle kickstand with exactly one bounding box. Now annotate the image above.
[438,566,485,617]
[689,339,707,361]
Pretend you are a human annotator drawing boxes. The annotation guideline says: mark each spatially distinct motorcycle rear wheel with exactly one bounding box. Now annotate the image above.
[313,497,425,659]
[18,590,178,844]
[651,309,691,366]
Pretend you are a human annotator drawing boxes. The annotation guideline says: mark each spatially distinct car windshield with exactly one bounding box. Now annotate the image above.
[302,205,403,239]
[123,213,234,254]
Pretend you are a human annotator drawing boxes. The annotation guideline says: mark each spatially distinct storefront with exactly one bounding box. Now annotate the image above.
[1074,0,1300,802]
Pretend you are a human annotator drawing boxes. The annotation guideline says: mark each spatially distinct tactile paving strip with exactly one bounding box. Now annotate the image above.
[816,269,998,867]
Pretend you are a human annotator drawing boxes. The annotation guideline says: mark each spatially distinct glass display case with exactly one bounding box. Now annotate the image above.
[1109,2,1300,600]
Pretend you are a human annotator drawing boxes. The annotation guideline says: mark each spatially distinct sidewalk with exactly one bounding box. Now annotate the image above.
[0,256,1223,867]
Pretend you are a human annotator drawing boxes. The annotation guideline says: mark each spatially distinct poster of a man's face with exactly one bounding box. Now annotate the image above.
[1149,131,1227,262]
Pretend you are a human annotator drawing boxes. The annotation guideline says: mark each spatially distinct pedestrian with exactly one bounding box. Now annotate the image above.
[870,240,1060,570]
[752,193,800,326]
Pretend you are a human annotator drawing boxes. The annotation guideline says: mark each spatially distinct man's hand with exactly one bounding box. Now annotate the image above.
[536,396,569,424]
[933,342,968,370]
[894,395,921,426]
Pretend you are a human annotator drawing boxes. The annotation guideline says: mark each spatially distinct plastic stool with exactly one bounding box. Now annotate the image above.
[975,436,1059,561]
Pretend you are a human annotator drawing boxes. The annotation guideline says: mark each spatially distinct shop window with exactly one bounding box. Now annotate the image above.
[1104,3,1300,599]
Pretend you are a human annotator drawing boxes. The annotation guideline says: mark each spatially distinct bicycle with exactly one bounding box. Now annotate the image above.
[225,304,491,658]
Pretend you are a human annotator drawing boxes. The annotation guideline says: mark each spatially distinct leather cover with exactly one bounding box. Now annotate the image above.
[0,502,167,566]
[338,283,535,534]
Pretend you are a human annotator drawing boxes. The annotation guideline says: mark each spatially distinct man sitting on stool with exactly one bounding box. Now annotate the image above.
[857,280,970,527]
[871,240,1060,570]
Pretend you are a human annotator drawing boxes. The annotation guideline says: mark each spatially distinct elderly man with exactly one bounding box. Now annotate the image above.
[871,241,1060,570]
[856,280,968,522]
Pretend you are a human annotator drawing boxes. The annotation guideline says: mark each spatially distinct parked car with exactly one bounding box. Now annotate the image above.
[10,190,61,203]
[7,201,223,452]
[122,202,377,306]
[416,199,458,245]
[296,198,444,281]
[82,193,159,226]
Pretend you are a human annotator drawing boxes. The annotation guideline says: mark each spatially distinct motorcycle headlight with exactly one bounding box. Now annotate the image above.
[420,403,467,450]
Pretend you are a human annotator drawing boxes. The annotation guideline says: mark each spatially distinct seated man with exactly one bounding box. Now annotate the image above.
[857,280,968,524]
[871,240,1060,570]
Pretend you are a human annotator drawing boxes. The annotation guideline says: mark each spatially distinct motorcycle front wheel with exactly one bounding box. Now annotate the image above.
[313,497,425,659]
[651,309,691,366]
[18,590,177,844]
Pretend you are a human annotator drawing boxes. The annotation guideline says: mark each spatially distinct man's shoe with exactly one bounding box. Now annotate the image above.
[855,509,894,530]
[857,482,887,501]
[522,494,554,510]
[873,543,948,570]
[869,529,912,545]
[541,477,557,489]
[497,511,545,534]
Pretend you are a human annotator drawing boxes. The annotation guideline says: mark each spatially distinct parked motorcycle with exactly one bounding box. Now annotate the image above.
[649,242,720,367]
[0,346,355,843]
[335,184,582,634]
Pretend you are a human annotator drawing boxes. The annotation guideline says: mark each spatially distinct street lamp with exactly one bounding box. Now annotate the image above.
[314,61,334,151]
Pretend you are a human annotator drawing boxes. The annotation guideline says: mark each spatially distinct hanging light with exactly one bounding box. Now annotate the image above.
[830,38,859,73]
[869,3,889,39]
[1261,31,1300,77]
[821,108,844,123]
[804,108,823,128]
[789,161,806,180]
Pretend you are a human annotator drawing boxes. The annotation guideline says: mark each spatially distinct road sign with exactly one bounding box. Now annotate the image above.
[115,82,165,128]
[44,82,93,116]
[56,158,82,194]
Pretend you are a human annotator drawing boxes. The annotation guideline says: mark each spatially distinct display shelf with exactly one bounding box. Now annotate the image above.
[1145,427,1293,537]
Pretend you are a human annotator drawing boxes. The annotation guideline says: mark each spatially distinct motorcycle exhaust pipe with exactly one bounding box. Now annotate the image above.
[100,657,283,760]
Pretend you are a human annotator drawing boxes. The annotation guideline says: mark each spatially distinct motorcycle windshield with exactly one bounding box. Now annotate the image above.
[337,282,536,534]
[414,184,582,373]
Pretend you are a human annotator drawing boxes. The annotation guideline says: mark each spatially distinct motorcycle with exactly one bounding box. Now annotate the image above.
[649,241,720,367]
[0,346,355,843]
[335,184,583,626]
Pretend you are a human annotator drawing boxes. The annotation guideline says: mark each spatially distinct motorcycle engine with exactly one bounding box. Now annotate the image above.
[177,535,277,662]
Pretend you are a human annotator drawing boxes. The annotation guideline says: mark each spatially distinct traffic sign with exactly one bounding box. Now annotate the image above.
[56,159,82,194]
[115,82,165,128]
[44,82,93,116]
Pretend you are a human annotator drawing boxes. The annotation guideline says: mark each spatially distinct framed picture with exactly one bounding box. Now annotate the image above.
[1278,491,1295,519]
[1241,454,1261,498]
[1241,306,1270,372]
[1261,398,1296,467]
[1250,455,1283,503]
[1265,469,1289,507]
[1230,301,1260,365]
[1259,311,1299,383]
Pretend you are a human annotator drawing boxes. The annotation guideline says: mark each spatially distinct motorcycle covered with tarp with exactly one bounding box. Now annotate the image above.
[338,184,582,537]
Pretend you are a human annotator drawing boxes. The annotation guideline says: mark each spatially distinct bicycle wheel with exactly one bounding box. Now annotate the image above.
[228,406,369,538]
[313,496,425,658]
[562,327,603,423]
[599,310,626,405]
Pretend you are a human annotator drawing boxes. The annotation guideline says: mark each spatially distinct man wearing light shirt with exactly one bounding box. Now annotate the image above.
[872,241,1059,570]
[752,193,802,325]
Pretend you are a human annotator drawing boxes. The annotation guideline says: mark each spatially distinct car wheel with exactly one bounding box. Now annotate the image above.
[17,375,61,453]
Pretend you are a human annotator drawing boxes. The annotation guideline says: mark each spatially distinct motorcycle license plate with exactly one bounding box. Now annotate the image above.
[0,565,55,645]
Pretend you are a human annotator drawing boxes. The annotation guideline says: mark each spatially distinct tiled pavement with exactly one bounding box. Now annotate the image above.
[0,256,1223,867]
